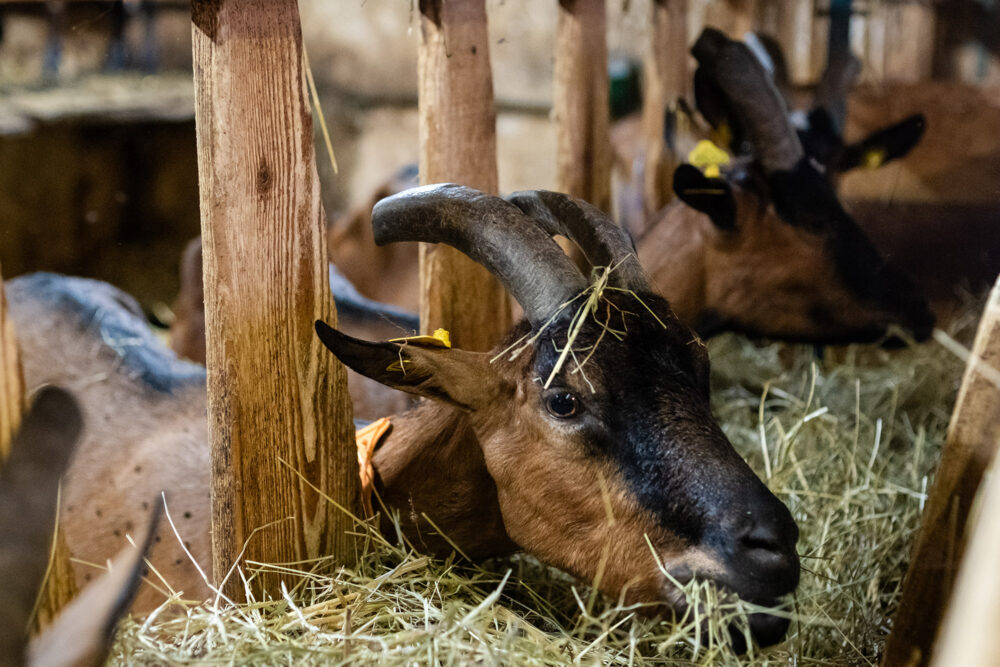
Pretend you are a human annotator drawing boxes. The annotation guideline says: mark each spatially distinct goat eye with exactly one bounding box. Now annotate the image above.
[545,392,579,418]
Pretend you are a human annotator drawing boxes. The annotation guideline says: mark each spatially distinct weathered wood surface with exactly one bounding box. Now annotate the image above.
[417,0,511,351]
[931,456,1000,666]
[640,0,688,219]
[554,0,611,215]
[883,275,1000,666]
[0,272,23,459]
[0,268,77,628]
[705,0,757,38]
[191,0,358,600]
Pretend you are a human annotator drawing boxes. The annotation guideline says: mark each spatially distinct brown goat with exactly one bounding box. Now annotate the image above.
[633,29,933,344]
[10,184,799,650]
[0,386,156,667]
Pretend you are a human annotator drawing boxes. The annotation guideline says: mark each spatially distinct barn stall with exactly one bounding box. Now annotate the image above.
[0,0,999,665]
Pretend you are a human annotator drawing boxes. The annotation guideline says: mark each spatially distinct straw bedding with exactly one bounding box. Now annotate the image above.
[108,302,980,666]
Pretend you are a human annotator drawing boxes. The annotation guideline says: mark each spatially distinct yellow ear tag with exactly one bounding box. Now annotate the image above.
[688,139,731,178]
[863,148,887,170]
[388,328,452,349]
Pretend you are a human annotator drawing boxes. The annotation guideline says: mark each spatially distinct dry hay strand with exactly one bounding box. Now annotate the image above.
[109,298,984,666]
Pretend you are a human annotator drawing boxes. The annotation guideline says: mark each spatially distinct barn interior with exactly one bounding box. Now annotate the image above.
[1,1,999,665]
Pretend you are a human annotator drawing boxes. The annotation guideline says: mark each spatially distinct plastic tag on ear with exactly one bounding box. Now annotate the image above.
[688,139,731,178]
[389,328,452,349]
[863,148,887,169]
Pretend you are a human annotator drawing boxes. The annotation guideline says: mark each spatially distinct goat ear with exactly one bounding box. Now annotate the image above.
[0,386,82,666]
[798,108,844,168]
[672,164,737,231]
[27,498,162,667]
[837,114,926,173]
[315,321,493,411]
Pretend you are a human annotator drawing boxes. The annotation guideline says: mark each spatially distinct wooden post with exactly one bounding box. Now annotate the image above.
[705,0,757,38]
[191,0,358,600]
[640,0,688,219]
[870,0,936,84]
[931,457,1000,666]
[883,275,1000,666]
[0,271,22,459]
[554,0,611,214]
[417,0,511,351]
[0,268,77,628]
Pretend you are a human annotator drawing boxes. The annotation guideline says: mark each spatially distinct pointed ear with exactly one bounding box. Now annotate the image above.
[837,114,926,173]
[672,164,737,231]
[27,498,162,667]
[0,386,82,666]
[315,321,494,411]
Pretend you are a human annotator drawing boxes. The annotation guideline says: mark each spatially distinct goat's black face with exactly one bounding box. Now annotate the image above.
[473,290,800,649]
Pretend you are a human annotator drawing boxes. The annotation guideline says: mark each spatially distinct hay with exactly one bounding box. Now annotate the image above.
[108,300,983,666]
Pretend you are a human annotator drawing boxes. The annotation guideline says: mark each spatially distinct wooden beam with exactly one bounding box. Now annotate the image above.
[554,0,611,214]
[931,455,1000,666]
[640,0,688,219]
[872,0,936,84]
[0,267,77,629]
[705,0,758,39]
[417,0,511,351]
[883,275,1000,666]
[0,270,23,459]
[191,0,358,600]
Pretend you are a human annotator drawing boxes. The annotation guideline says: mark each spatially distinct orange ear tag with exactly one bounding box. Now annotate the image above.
[356,417,392,518]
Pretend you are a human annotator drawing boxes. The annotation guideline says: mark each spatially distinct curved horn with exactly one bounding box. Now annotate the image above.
[372,184,588,328]
[504,190,649,293]
[692,27,804,173]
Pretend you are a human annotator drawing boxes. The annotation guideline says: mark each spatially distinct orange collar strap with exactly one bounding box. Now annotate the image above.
[355,417,392,518]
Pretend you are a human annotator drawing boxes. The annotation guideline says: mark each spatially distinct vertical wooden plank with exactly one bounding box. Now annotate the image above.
[873,0,936,84]
[191,0,358,600]
[554,0,612,214]
[0,267,77,628]
[0,271,23,459]
[417,0,511,351]
[639,0,688,218]
[883,275,1000,667]
[931,457,1000,667]
[705,0,757,38]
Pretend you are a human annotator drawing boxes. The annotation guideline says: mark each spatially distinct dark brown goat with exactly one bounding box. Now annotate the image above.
[634,29,933,344]
[10,184,799,650]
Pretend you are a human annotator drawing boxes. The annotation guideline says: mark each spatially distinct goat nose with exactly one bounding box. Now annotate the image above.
[739,499,798,549]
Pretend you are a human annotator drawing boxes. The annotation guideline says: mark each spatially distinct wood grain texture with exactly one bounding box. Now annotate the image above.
[640,0,688,218]
[418,0,511,351]
[0,269,77,629]
[191,0,359,600]
[705,0,758,38]
[883,276,1000,667]
[931,456,1000,666]
[0,271,22,459]
[554,0,611,214]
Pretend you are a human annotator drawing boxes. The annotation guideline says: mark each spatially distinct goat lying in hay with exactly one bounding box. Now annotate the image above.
[9,185,799,652]
[0,387,156,667]
[633,29,934,344]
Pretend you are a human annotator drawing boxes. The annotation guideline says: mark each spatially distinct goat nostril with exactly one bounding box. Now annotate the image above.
[741,523,784,553]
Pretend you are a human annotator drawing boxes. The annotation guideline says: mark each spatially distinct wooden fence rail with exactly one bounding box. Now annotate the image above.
[884,274,1000,666]
[417,0,511,350]
[191,0,358,601]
